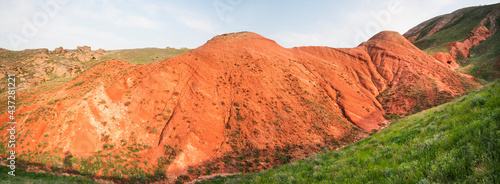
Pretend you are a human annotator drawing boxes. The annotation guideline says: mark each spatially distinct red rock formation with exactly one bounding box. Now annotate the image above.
[406,33,419,42]
[0,31,480,179]
[433,52,459,69]
[448,26,491,59]
[359,31,479,115]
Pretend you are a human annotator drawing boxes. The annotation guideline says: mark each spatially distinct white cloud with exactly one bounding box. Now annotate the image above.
[177,16,219,34]
[272,27,355,48]
[69,1,163,30]
[164,5,221,34]
[0,1,43,34]
[18,24,129,50]
[2,0,499,50]
[273,32,323,47]
[114,15,162,29]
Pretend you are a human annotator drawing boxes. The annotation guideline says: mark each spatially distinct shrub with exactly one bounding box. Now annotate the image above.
[63,154,73,171]
[470,95,487,107]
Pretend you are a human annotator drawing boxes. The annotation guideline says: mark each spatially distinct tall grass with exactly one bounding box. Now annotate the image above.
[0,165,97,183]
[201,81,500,183]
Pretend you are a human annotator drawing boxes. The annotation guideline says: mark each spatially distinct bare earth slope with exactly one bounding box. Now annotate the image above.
[0,31,480,180]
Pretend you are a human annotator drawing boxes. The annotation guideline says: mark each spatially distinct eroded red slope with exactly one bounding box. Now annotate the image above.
[0,31,480,179]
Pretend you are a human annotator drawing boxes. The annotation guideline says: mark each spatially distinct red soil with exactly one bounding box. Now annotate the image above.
[448,26,491,59]
[0,31,480,179]
[433,52,459,70]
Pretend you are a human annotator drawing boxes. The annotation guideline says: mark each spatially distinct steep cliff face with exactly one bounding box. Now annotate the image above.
[0,31,480,179]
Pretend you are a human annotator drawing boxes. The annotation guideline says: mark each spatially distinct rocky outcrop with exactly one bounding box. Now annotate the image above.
[433,52,459,69]
[77,46,91,53]
[53,65,71,77]
[33,53,49,60]
[38,48,49,55]
[64,52,77,58]
[96,48,106,55]
[0,47,86,89]
[54,46,68,54]
[31,70,51,84]
[76,53,92,62]
[51,60,82,77]
[448,26,491,59]
[60,46,105,62]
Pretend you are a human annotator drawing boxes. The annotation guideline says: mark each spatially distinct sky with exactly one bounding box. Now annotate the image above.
[0,0,498,51]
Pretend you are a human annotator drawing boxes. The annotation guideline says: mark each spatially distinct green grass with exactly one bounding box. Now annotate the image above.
[0,47,190,95]
[413,4,499,53]
[0,49,40,65]
[459,29,500,82]
[409,3,500,82]
[422,44,450,56]
[101,47,190,64]
[0,165,98,183]
[200,81,500,183]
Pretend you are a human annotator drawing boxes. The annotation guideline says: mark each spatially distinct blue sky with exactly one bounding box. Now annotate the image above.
[1,0,498,50]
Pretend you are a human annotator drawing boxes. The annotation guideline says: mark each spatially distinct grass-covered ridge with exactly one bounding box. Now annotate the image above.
[406,3,500,82]
[412,4,499,54]
[102,47,190,64]
[201,81,500,183]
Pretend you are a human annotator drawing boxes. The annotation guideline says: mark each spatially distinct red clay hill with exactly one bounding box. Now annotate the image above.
[0,31,480,179]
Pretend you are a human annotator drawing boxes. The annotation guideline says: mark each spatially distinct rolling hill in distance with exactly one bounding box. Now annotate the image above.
[0,2,498,184]
[404,2,500,82]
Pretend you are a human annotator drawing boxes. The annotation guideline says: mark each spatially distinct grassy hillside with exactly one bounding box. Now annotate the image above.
[0,165,98,183]
[406,3,500,82]
[411,4,499,54]
[459,31,500,82]
[201,81,500,183]
[102,47,190,64]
